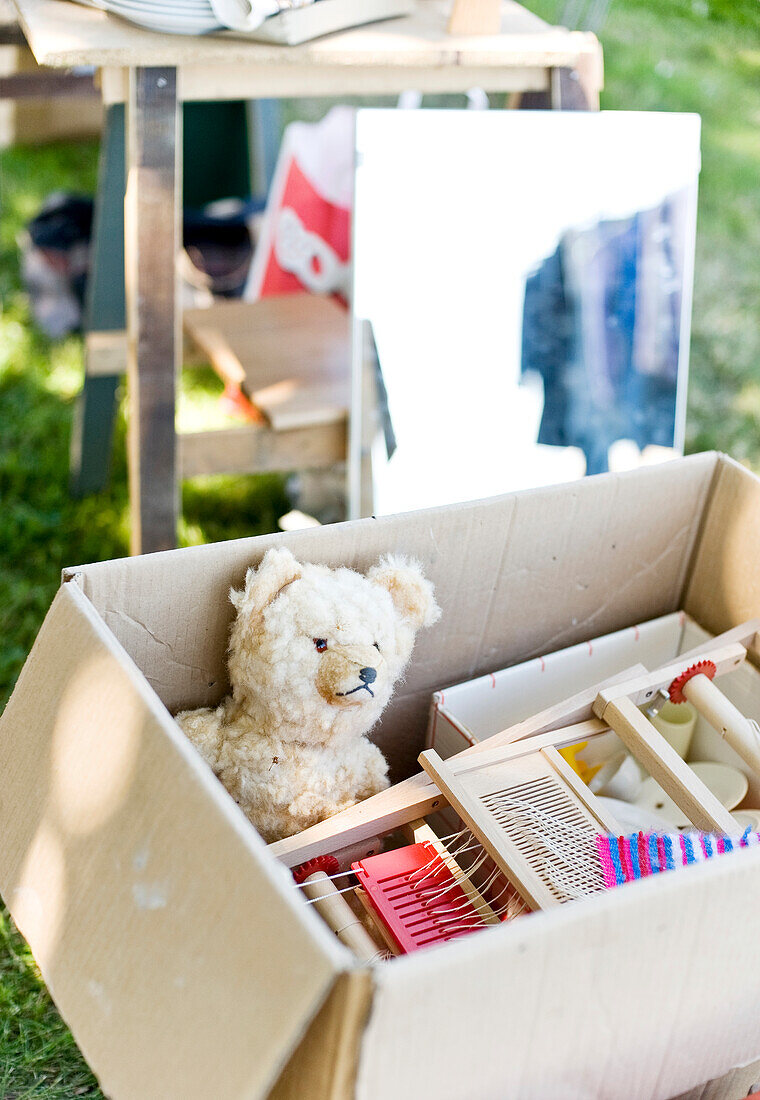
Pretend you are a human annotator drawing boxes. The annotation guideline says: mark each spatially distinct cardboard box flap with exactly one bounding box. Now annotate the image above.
[0,583,346,1100]
[66,453,718,781]
[685,455,760,660]
[357,847,760,1100]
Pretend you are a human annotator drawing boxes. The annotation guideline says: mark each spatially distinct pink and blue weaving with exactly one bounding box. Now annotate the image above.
[596,829,760,888]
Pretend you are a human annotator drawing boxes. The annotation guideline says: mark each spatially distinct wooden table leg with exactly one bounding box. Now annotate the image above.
[124,66,181,555]
[71,103,125,498]
[549,66,597,110]
[518,63,600,111]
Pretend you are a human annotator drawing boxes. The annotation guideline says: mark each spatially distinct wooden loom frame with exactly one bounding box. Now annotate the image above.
[272,621,760,887]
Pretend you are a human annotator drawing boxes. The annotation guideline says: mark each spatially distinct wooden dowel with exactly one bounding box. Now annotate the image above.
[594,643,747,713]
[683,675,760,775]
[300,872,381,962]
[354,887,400,956]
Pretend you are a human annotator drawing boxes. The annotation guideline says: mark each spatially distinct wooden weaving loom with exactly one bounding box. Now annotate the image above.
[279,620,760,955]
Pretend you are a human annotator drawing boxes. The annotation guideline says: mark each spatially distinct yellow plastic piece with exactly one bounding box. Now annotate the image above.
[558,741,601,785]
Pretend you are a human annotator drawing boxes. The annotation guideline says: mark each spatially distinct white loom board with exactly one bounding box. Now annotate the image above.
[437,611,687,743]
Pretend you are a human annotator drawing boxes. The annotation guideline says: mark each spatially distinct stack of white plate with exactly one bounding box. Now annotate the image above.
[85,0,351,38]
[89,0,223,35]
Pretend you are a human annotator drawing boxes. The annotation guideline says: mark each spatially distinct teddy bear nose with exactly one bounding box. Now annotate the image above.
[359,666,377,684]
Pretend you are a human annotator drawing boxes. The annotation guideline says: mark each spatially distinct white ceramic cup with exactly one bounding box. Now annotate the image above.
[649,700,697,759]
[588,752,643,802]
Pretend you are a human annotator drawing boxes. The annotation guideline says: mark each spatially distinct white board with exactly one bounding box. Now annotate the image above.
[351,109,701,516]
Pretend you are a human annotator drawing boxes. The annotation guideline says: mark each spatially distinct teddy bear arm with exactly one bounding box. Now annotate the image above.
[175,706,225,771]
[351,741,390,801]
[288,790,341,824]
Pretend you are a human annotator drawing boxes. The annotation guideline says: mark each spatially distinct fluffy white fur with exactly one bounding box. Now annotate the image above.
[176,547,440,842]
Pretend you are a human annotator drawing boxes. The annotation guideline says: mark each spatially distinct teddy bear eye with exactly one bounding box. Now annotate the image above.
[373,642,380,651]
[314,638,328,652]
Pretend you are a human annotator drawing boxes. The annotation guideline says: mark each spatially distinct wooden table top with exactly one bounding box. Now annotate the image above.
[12,0,602,101]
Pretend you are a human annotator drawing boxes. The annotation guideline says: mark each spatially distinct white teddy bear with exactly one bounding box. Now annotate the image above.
[176,547,440,842]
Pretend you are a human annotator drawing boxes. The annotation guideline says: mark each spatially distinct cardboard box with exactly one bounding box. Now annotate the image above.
[5,451,760,1099]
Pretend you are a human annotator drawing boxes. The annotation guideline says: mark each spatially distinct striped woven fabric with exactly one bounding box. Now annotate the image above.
[597,829,760,888]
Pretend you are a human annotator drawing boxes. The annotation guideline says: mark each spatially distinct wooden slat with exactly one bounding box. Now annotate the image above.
[601,696,738,835]
[541,746,621,833]
[0,68,96,96]
[83,329,213,377]
[442,717,608,779]
[270,778,446,869]
[179,420,346,479]
[678,619,760,665]
[101,61,551,104]
[183,296,350,432]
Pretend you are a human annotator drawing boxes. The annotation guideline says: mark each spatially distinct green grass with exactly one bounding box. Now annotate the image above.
[0,912,100,1098]
[1,0,760,1088]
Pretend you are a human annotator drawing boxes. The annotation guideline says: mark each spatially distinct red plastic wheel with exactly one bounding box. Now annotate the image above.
[668,659,717,704]
[292,854,340,884]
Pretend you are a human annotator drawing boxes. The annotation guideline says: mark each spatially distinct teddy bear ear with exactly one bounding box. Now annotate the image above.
[367,555,441,630]
[231,546,302,616]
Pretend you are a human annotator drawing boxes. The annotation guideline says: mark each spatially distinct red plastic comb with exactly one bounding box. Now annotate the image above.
[292,854,339,884]
[352,842,491,954]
